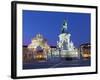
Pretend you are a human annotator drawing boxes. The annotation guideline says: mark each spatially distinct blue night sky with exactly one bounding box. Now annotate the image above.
[23,10,91,48]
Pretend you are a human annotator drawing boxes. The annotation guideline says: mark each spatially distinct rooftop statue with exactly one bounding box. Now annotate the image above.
[28,34,50,53]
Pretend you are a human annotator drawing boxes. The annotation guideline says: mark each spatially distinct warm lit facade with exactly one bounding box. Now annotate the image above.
[80,43,91,59]
[27,34,51,61]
